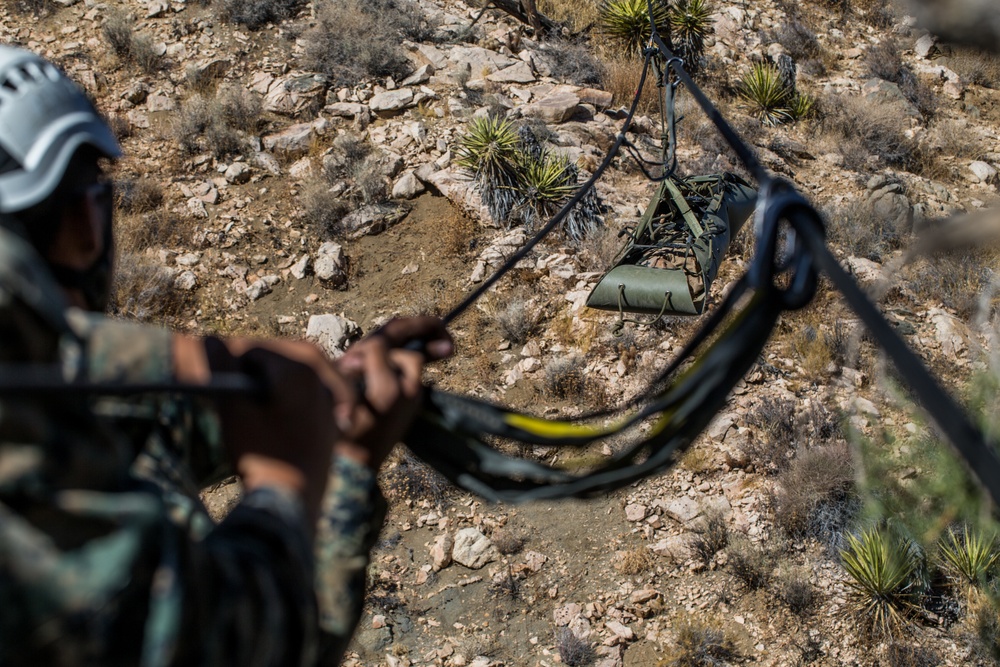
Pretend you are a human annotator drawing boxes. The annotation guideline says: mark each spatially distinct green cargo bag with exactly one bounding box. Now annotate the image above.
[587,173,757,316]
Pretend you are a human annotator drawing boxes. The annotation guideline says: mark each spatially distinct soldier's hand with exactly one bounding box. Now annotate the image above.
[333,317,453,470]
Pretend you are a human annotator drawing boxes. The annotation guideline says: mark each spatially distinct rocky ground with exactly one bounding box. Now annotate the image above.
[6,0,1000,663]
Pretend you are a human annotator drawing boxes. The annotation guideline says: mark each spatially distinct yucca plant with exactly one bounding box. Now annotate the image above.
[669,0,712,67]
[938,525,1000,592]
[738,62,794,126]
[512,151,577,232]
[840,526,923,640]
[599,0,671,57]
[789,92,816,121]
[456,116,521,225]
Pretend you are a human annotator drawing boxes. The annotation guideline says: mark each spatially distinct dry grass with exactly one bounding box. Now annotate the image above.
[218,0,303,30]
[172,88,263,159]
[103,10,160,74]
[543,356,588,400]
[555,628,596,667]
[298,179,351,240]
[597,54,662,113]
[491,527,526,555]
[379,448,454,505]
[115,179,164,215]
[945,48,1000,89]
[741,395,796,475]
[537,0,600,32]
[903,249,998,321]
[690,509,729,566]
[825,195,908,263]
[657,616,742,667]
[616,546,654,575]
[777,567,817,615]
[820,94,919,175]
[726,535,774,590]
[772,442,856,540]
[302,0,429,86]
[496,295,543,344]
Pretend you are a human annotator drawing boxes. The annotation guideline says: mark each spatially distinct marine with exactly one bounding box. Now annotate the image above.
[0,45,452,665]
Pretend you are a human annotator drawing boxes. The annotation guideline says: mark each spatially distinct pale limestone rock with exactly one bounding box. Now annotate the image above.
[523,90,581,123]
[174,270,197,290]
[554,603,582,626]
[290,255,310,279]
[369,88,415,113]
[263,73,327,117]
[970,160,998,184]
[625,504,647,521]
[306,313,360,358]
[146,93,175,112]
[253,152,281,175]
[452,527,497,569]
[392,170,424,199]
[487,61,535,83]
[263,123,314,156]
[224,162,251,184]
[660,497,701,524]
[431,532,454,571]
[314,241,346,285]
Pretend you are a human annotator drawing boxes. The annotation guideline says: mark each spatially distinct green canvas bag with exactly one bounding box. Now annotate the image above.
[587,173,757,316]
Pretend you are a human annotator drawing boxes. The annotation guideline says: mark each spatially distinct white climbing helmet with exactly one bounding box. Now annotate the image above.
[0,45,121,213]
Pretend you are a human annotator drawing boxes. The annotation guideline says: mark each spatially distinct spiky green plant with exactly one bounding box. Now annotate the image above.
[599,0,670,56]
[840,526,922,640]
[737,62,794,126]
[512,151,576,231]
[668,0,712,67]
[456,116,521,225]
[789,92,816,121]
[939,525,1000,591]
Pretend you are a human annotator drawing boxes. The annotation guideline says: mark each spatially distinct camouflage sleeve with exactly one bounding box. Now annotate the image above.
[0,305,325,665]
[314,456,388,665]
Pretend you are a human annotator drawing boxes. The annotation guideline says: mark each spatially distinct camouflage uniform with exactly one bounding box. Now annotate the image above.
[0,227,383,666]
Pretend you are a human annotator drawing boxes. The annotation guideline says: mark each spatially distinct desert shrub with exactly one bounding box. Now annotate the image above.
[840,525,925,641]
[904,250,996,321]
[772,442,856,540]
[103,11,160,74]
[544,356,588,399]
[616,546,654,575]
[8,0,53,14]
[777,568,816,615]
[853,0,895,28]
[690,509,729,566]
[302,0,428,86]
[737,62,793,126]
[351,154,389,205]
[537,38,602,87]
[173,90,257,159]
[556,628,595,667]
[299,180,351,240]
[966,596,1000,664]
[825,196,908,263]
[884,642,940,667]
[497,296,542,344]
[945,47,1000,89]
[726,535,774,590]
[741,396,796,475]
[491,527,526,555]
[218,0,302,29]
[379,448,454,505]
[769,20,822,64]
[658,617,741,667]
[109,253,185,322]
[821,93,918,174]
[115,179,164,215]
[217,86,264,134]
[864,40,936,118]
